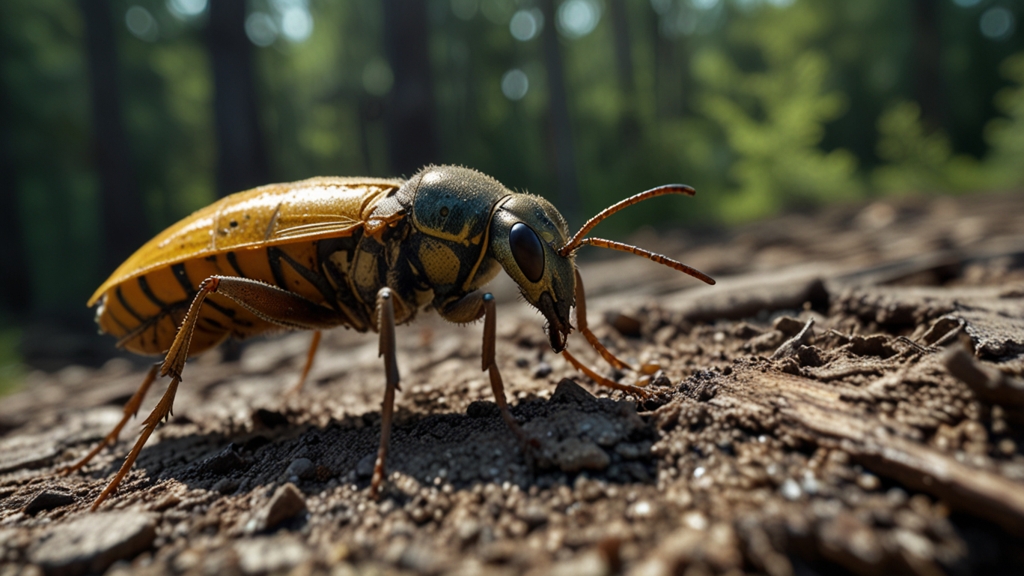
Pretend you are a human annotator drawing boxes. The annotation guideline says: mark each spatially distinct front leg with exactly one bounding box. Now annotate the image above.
[439,292,527,442]
[370,287,400,499]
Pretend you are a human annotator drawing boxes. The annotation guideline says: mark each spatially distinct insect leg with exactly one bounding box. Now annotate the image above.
[62,363,159,475]
[286,330,322,395]
[370,287,399,500]
[561,348,653,400]
[90,276,230,510]
[574,268,636,372]
[91,375,180,510]
[161,276,347,386]
[439,291,529,443]
[482,293,529,442]
[92,277,349,509]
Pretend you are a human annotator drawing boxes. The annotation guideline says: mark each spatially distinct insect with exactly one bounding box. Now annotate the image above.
[66,165,714,509]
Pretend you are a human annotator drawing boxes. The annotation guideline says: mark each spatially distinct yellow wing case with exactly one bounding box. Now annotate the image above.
[89,177,402,306]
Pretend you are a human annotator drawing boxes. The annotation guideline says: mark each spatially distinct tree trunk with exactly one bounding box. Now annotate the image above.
[78,0,148,274]
[0,82,30,314]
[381,0,439,176]
[207,0,270,197]
[609,0,639,143]
[912,0,946,132]
[539,0,581,225]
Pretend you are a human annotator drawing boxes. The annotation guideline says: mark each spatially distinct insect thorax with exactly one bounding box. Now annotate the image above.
[316,208,501,331]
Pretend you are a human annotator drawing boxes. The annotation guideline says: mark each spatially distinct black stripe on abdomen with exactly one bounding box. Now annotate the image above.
[171,263,195,297]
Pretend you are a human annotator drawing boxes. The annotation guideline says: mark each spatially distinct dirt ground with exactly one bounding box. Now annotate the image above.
[2,191,1024,576]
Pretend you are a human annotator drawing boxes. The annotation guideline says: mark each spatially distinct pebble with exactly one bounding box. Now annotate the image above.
[23,490,76,515]
[857,473,880,491]
[532,362,553,378]
[28,511,156,576]
[248,483,307,533]
[781,479,802,501]
[235,536,310,574]
[516,502,549,528]
[286,458,315,480]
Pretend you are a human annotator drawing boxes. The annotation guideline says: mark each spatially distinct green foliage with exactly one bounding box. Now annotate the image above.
[1,0,99,314]
[871,51,1024,195]
[872,101,983,194]
[693,2,862,222]
[0,325,24,397]
[983,53,1024,189]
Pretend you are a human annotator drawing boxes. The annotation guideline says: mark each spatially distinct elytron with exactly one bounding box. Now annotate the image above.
[66,165,715,509]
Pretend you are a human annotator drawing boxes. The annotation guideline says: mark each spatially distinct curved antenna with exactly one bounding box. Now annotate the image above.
[558,184,695,257]
[579,238,715,285]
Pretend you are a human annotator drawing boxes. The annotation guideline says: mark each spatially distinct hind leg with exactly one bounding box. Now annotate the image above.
[62,363,159,475]
[88,276,350,509]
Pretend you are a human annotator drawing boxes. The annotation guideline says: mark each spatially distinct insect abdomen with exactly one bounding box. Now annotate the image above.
[96,242,336,356]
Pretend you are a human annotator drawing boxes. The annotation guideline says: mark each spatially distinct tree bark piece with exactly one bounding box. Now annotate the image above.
[717,362,1024,537]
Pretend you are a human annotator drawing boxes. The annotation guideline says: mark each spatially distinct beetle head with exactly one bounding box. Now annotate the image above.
[490,194,576,352]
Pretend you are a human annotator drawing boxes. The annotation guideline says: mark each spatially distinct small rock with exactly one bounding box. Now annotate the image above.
[857,473,880,491]
[732,322,762,339]
[516,502,549,528]
[356,453,376,478]
[149,493,181,512]
[551,438,610,473]
[773,316,806,337]
[796,345,825,367]
[605,312,642,337]
[196,445,246,476]
[286,458,315,480]
[549,549,609,576]
[549,379,597,405]
[212,478,239,495]
[249,483,307,532]
[24,490,75,515]
[781,479,802,501]
[253,408,289,429]
[29,511,156,576]
[456,519,481,544]
[398,543,447,574]
[466,400,500,418]
[532,362,553,378]
[235,535,310,574]
[653,325,677,346]
[847,335,896,358]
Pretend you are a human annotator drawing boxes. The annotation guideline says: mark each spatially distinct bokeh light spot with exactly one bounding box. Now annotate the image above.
[691,0,720,10]
[167,0,207,19]
[481,0,514,25]
[126,6,159,42]
[451,0,478,20]
[280,6,313,42]
[953,0,982,7]
[245,12,277,47]
[510,9,543,41]
[363,58,394,97]
[557,0,601,39]
[980,7,1015,41]
[501,69,529,101]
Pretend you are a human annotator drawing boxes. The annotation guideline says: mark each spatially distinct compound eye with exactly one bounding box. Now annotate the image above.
[509,223,545,283]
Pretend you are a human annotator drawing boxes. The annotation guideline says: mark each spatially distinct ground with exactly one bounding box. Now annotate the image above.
[2,191,1024,576]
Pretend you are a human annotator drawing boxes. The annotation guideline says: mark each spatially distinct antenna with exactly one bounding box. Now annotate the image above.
[559,184,714,285]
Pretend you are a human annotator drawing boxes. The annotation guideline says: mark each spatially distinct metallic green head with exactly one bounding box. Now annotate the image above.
[489,193,576,352]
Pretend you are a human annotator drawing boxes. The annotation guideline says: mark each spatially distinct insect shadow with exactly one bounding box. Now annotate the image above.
[121,379,658,501]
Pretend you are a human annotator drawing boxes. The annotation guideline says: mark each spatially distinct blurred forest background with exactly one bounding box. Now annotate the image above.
[1,0,1023,389]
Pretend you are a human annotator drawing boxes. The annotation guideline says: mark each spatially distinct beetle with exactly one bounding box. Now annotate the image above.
[66,165,714,509]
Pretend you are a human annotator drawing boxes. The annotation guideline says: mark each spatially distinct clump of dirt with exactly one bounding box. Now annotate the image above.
[2,191,1024,575]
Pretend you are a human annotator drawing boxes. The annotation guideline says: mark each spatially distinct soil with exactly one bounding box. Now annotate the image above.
[2,191,1024,576]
